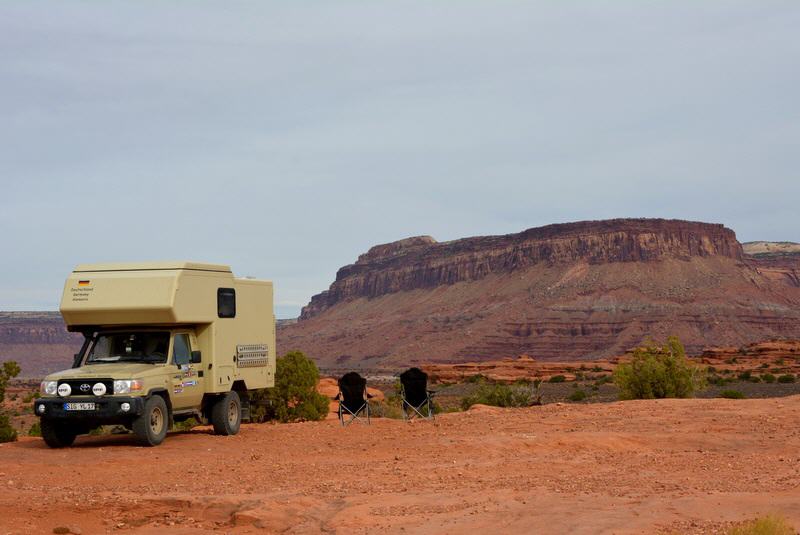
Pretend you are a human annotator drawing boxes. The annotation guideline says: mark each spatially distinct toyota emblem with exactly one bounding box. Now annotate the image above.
[80,383,91,392]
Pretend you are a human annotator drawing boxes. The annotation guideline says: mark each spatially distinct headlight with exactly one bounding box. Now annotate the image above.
[40,381,57,396]
[113,379,144,394]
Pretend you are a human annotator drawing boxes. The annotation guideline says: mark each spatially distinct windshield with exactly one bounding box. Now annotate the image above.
[86,331,170,364]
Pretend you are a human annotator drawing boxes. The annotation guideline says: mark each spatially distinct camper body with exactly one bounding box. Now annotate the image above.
[34,262,276,447]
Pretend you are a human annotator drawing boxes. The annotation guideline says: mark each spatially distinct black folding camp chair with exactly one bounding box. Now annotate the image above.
[336,372,372,426]
[400,367,436,420]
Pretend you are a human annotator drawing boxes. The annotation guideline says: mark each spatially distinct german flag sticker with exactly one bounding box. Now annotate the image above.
[78,280,91,286]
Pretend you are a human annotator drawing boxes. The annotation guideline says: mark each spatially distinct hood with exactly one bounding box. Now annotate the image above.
[46,363,169,380]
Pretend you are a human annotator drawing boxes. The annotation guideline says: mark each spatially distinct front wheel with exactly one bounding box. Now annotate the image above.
[132,395,169,446]
[211,391,241,436]
[41,419,77,448]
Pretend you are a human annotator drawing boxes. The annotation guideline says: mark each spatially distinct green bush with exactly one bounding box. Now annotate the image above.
[720,389,746,399]
[738,370,752,381]
[613,337,705,400]
[465,374,489,384]
[777,374,796,384]
[568,389,587,402]
[761,373,776,384]
[174,417,199,432]
[594,374,613,386]
[0,361,21,443]
[27,421,41,437]
[0,414,16,443]
[548,375,566,383]
[250,351,329,423]
[460,383,534,410]
[708,375,725,386]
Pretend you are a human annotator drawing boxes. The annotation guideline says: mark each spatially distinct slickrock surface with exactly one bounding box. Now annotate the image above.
[1,396,800,534]
[281,219,800,368]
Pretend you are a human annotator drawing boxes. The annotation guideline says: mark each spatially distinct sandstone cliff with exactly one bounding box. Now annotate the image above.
[0,312,81,377]
[744,241,800,288]
[281,219,800,369]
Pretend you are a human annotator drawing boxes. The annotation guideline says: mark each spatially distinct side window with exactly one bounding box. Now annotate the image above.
[173,334,191,366]
[218,288,236,318]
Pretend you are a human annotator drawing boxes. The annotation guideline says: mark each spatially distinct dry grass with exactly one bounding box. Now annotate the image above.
[727,515,796,535]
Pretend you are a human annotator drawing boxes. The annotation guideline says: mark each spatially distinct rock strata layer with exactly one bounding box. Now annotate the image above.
[281,219,800,369]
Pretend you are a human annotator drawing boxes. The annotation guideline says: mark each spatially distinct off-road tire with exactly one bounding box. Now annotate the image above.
[132,395,169,446]
[211,391,241,436]
[41,419,77,448]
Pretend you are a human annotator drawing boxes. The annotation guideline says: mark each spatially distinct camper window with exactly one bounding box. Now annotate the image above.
[218,288,236,318]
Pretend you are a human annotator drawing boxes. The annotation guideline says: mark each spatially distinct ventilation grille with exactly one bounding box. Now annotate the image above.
[236,344,269,368]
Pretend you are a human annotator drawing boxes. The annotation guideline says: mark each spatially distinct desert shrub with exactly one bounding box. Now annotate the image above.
[738,370,752,381]
[613,337,705,400]
[460,383,534,410]
[776,358,785,365]
[0,361,21,443]
[707,366,717,373]
[250,351,329,423]
[759,363,770,369]
[548,375,566,383]
[174,417,199,432]
[369,399,404,419]
[595,374,613,386]
[568,389,587,402]
[465,374,489,384]
[592,365,604,372]
[719,389,746,399]
[727,514,795,535]
[708,375,725,386]
[22,391,39,403]
[27,421,41,437]
[777,374,796,384]
[0,415,16,443]
[725,357,738,364]
[761,373,776,384]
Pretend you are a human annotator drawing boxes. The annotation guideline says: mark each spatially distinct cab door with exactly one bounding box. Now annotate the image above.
[170,332,204,410]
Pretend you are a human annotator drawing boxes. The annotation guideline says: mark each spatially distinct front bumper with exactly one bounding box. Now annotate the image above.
[34,396,145,419]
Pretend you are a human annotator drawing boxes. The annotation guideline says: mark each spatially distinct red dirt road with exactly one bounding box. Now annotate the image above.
[2,396,800,534]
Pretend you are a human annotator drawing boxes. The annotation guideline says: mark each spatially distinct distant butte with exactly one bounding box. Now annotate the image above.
[278,218,800,369]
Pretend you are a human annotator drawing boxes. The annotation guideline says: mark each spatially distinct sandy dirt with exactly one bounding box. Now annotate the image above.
[1,396,800,535]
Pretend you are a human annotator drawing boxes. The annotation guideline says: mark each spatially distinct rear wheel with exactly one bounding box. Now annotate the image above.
[132,395,169,446]
[211,391,241,436]
[41,419,77,448]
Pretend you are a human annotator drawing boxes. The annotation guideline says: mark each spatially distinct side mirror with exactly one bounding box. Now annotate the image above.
[191,350,202,364]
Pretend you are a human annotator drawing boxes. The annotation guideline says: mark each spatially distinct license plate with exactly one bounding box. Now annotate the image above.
[64,402,96,411]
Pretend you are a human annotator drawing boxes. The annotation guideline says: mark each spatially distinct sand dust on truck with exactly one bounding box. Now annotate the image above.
[34,261,275,447]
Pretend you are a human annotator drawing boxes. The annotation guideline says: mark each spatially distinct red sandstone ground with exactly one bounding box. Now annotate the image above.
[2,396,800,535]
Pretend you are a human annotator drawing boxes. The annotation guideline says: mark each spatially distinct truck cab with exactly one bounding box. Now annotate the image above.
[34,262,275,447]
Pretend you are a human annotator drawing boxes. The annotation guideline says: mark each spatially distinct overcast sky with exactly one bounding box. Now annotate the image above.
[1,1,799,317]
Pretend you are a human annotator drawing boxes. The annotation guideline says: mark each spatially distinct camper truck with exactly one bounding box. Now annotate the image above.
[33,262,276,447]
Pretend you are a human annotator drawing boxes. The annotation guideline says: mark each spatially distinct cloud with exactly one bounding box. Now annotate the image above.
[1,1,799,315]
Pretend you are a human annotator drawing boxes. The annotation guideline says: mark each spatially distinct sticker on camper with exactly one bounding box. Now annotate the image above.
[181,380,197,387]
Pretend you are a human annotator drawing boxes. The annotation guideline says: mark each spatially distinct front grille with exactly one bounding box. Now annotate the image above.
[58,378,114,396]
